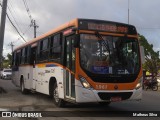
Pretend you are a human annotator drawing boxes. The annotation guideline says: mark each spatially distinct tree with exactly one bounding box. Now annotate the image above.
[2,53,12,68]
[139,34,160,75]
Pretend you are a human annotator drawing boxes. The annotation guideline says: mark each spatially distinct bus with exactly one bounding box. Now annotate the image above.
[12,18,143,107]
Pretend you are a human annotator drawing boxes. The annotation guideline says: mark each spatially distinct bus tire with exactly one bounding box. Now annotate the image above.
[52,83,65,107]
[20,79,29,94]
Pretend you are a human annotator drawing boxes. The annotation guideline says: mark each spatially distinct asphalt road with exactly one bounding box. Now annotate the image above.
[0,78,160,120]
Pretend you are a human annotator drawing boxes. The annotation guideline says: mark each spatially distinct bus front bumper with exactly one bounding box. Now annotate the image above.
[75,82,142,103]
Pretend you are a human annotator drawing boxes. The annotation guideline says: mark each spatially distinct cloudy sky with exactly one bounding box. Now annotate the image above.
[0,0,160,57]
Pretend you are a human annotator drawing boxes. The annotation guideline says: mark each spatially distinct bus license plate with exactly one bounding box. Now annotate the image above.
[110,97,122,102]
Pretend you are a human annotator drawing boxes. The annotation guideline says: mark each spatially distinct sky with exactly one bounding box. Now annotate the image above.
[0,0,160,57]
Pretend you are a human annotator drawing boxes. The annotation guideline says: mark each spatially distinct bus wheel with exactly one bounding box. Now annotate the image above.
[52,83,65,107]
[20,80,29,94]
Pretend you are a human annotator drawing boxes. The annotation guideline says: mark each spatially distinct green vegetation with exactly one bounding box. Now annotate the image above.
[2,53,12,68]
[139,34,160,75]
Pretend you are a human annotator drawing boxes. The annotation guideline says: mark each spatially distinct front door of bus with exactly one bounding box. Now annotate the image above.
[64,35,75,99]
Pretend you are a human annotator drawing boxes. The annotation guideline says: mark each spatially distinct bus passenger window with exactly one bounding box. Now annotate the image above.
[38,38,49,62]
[50,34,62,63]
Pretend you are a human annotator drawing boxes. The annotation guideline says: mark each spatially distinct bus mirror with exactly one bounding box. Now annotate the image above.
[74,34,80,48]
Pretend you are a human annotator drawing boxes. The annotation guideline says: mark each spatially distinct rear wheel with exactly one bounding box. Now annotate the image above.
[52,83,66,107]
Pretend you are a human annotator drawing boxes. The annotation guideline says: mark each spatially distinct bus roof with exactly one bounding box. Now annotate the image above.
[14,18,137,51]
[14,18,78,51]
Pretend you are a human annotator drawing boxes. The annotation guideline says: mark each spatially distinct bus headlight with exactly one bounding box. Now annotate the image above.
[135,77,143,90]
[79,76,92,89]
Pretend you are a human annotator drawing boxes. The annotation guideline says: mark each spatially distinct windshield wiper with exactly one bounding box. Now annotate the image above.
[95,31,110,54]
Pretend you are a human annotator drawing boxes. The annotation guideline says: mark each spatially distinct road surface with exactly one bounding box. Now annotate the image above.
[0,79,160,120]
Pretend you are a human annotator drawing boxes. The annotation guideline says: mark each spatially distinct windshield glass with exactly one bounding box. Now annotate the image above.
[80,34,140,75]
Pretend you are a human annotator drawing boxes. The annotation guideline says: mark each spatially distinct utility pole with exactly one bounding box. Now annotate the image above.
[128,0,130,24]
[30,20,38,38]
[0,0,8,69]
[8,42,14,53]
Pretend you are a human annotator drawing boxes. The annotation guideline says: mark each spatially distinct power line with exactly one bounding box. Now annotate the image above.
[8,0,24,27]
[7,5,23,34]
[0,1,26,43]
[6,13,27,42]
[8,0,32,39]
[23,25,31,35]
[22,0,38,38]
[22,0,32,21]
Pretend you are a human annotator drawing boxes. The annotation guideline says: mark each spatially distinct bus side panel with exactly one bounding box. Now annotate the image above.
[19,65,32,90]
[57,67,64,99]
[75,79,98,103]
[35,64,64,97]
[12,68,20,87]
[35,65,49,94]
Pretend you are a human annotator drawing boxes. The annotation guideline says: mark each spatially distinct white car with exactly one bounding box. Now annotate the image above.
[1,69,12,80]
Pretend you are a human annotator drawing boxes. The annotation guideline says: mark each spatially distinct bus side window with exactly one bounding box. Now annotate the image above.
[20,49,24,64]
[14,51,20,66]
[27,46,31,64]
[30,46,37,65]
[37,38,49,62]
[24,46,28,64]
[50,34,62,63]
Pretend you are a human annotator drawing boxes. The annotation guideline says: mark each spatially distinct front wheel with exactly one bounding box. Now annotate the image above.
[152,85,158,91]
[52,83,66,107]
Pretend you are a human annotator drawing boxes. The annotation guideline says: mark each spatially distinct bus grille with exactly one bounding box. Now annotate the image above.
[98,92,133,100]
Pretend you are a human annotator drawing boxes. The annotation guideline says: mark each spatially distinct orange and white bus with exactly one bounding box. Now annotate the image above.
[12,18,143,107]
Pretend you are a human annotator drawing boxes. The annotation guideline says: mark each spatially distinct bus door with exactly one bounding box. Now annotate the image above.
[64,35,76,100]
[30,46,37,90]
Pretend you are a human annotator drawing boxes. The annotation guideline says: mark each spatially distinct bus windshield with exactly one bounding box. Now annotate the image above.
[80,34,140,75]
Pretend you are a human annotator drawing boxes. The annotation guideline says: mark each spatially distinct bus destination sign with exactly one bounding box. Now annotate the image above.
[88,23,128,33]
